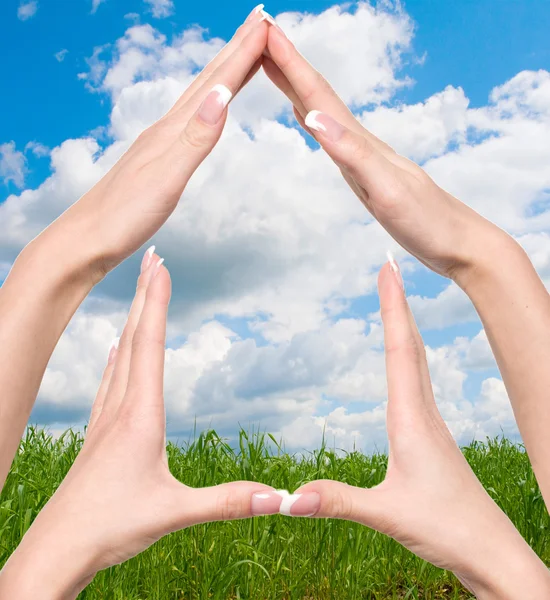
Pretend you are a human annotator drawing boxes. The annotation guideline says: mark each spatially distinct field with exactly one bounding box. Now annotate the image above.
[1,428,549,599]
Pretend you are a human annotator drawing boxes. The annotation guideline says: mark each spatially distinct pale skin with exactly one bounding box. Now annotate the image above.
[296,260,550,599]
[0,7,271,492]
[0,255,290,599]
[1,7,550,599]
[2,257,549,599]
[262,23,550,508]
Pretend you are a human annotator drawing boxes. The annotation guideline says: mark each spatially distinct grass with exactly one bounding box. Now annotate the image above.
[1,428,548,599]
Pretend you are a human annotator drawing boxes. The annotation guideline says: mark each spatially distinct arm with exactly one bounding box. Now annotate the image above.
[296,258,550,599]
[455,236,550,504]
[262,23,550,506]
[0,8,272,491]
[0,252,284,600]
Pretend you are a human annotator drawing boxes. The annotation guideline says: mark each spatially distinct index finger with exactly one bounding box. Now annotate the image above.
[264,27,391,153]
[265,26,363,135]
[167,6,266,115]
[379,257,434,425]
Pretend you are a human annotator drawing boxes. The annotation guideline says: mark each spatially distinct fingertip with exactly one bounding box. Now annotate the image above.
[146,263,172,305]
[379,254,405,304]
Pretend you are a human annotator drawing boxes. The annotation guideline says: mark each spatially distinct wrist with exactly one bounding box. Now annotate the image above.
[0,541,96,600]
[17,201,107,294]
[448,217,524,295]
[456,539,550,599]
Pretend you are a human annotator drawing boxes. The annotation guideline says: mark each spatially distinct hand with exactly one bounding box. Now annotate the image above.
[262,25,550,509]
[0,249,304,600]
[294,258,550,599]
[69,9,271,280]
[262,25,510,282]
[0,7,274,492]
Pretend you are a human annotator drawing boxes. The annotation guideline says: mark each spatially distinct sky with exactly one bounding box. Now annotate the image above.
[1,0,550,451]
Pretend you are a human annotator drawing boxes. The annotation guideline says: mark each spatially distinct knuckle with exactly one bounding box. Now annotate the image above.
[385,335,422,363]
[325,487,354,520]
[216,490,245,521]
[301,70,332,104]
[179,123,211,153]
[131,330,165,354]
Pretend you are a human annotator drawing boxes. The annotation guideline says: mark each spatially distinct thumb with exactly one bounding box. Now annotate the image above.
[169,482,324,528]
[304,110,399,204]
[295,479,390,530]
[170,84,232,181]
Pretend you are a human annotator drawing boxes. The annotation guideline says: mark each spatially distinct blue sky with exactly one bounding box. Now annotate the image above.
[2,0,550,197]
[1,0,550,448]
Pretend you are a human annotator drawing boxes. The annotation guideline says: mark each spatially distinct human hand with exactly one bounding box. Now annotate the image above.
[51,7,272,283]
[262,26,514,284]
[293,257,550,599]
[262,24,550,511]
[0,6,274,495]
[0,248,315,600]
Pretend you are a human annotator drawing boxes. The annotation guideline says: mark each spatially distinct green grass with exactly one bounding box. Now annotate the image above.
[1,428,548,599]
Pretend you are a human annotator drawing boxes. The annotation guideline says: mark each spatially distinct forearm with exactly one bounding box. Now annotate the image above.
[464,549,550,600]
[0,526,97,600]
[0,208,100,489]
[454,227,550,504]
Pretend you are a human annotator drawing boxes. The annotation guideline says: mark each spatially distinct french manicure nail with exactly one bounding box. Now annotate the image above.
[245,3,265,22]
[305,110,345,142]
[145,257,164,285]
[259,9,287,37]
[259,9,277,25]
[275,490,321,517]
[108,338,119,364]
[141,245,156,274]
[198,84,232,126]
[387,250,405,291]
[251,490,283,515]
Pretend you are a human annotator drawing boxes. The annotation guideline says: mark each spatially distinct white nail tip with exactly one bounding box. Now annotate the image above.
[254,493,271,499]
[110,337,120,352]
[156,258,165,269]
[305,110,326,133]
[253,3,265,13]
[260,9,277,26]
[275,490,302,516]
[211,84,232,108]
[387,250,399,273]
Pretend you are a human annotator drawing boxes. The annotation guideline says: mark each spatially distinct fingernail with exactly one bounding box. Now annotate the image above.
[259,9,277,25]
[198,84,232,126]
[305,110,345,142]
[108,338,119,364]
[146,257,164,285]
[387,251,405,291]
[245,3,264,22]
[141,245,156,274]
[251,490,283,516]
[260,9,287,37]
[275,490,321,517]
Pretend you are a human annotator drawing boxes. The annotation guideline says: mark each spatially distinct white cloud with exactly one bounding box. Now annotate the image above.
[25,141,50,157]
[144,0,174,19]
[0,142,27,188]
[91,0,106,15]
[54,49,69,62]
[360,86,469,163]
[4,3,550,447]
[17,1,38,21]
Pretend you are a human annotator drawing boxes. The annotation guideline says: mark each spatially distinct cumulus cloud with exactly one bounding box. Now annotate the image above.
[4,2,550,448]
[17,1,38,21]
